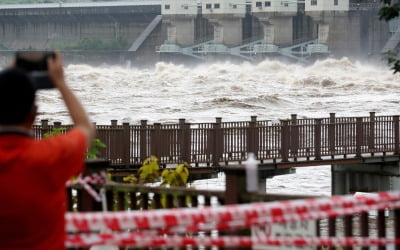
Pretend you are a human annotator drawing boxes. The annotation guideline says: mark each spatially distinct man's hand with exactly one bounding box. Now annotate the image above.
[47,52,66,88]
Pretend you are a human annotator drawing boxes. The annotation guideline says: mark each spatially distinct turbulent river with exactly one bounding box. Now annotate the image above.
[32,57,400,196]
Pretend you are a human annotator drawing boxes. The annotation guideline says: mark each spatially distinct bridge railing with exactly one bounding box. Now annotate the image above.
[67,163,316,216]
[33,112,400,167]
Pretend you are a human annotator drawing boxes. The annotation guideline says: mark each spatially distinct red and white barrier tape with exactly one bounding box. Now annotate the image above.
[128,200,400,235]
[66,171,108,202]
[65,233,400,248]
[66,191,400,233]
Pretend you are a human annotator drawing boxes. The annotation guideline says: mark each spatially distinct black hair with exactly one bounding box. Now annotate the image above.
[0,68,36,125]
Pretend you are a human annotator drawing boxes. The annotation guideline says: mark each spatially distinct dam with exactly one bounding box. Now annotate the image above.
[0,0,395,64]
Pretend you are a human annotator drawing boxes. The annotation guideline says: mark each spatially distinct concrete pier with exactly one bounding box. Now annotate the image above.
[306,0,389,59]
[332,158,400,195]
[201,0,246,46]
[252,0,297,46]
[163,17,197,46]
[256,16,295,46]
[161,0,198,46]
[207,17,244,46]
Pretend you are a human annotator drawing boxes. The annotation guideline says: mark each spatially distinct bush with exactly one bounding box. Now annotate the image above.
[51,37,129,51]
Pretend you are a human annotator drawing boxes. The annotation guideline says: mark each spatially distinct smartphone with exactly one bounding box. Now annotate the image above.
[15,51,56,90]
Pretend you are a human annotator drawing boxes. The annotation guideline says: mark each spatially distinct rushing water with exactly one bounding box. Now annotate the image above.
[31,57,400,196]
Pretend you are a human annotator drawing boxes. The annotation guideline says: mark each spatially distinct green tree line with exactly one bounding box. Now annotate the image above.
[379,0,400,73]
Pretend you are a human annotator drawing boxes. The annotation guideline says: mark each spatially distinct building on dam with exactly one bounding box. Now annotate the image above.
[0,0,396,63]
[158,0,392,62]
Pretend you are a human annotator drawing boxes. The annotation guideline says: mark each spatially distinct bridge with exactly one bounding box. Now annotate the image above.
[34,112,400,194]
[34,112,399,167]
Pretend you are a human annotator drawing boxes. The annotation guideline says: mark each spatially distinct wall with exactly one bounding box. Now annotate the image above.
[0,5,161,52]
[0,3,391,62]
[328,11,388,58]
[332,161,400,195]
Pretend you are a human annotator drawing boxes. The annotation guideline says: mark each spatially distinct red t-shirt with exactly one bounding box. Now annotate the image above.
[0,129,86,250]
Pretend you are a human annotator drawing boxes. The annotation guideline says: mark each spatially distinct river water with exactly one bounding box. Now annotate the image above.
[32,57,400,196]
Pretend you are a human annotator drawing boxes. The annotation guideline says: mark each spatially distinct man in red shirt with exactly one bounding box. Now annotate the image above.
[0,53,95,249]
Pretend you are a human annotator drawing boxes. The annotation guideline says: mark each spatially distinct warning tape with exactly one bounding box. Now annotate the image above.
[66,171,108,202]
[66,191,400,233]
[65,234,400,248]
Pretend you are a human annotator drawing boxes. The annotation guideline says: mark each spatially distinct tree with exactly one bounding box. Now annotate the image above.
[379,0,400,73]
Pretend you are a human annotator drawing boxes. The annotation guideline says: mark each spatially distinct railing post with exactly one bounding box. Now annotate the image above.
[212,117,222,166]
[75,160,110,212]
[140,120,148,162]
[180,119,191,163]
[179,119,186,162]
[186,122,192,164]
[360,212,369,250]
[329,113,336,158]
[395,208,400,250]
[377,210,386,250]
[247,116,258,156]
[41,119,49,138]
[222,166,251,250]
[111,119,118,127]
[281,120,289,162]
[369,112,375,152]
[356,117,363,157]
[110,120,118,165]
[222,165,246,204]
[291,114,298,160]
[151,123,161,158]
[328,217,336,250]
[54,121,62,129]
[314,119,322,160]
[343,215,353,250]
[394,115,399,155]
[122,122,130,167]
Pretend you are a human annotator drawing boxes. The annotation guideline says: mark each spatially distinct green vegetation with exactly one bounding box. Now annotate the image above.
[123,156,190,187]
[86,138,107,159]
[50,37,129,51]
[122,156,191,209]
[44,127,106,159]
[380,0,400,73]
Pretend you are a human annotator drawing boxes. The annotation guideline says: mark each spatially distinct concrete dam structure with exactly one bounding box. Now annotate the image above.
[0,2,164,64]
[0,1,394,63]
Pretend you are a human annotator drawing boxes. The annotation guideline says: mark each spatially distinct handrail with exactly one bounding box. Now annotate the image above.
[67,164,320,212]
[66,163,400,250]
[35,112,400,167]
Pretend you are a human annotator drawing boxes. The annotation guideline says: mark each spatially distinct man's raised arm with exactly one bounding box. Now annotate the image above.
[47,52,95,145]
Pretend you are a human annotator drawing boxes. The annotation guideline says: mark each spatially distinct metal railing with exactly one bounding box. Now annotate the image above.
[34,112,400,167]
[67,162,400,250]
